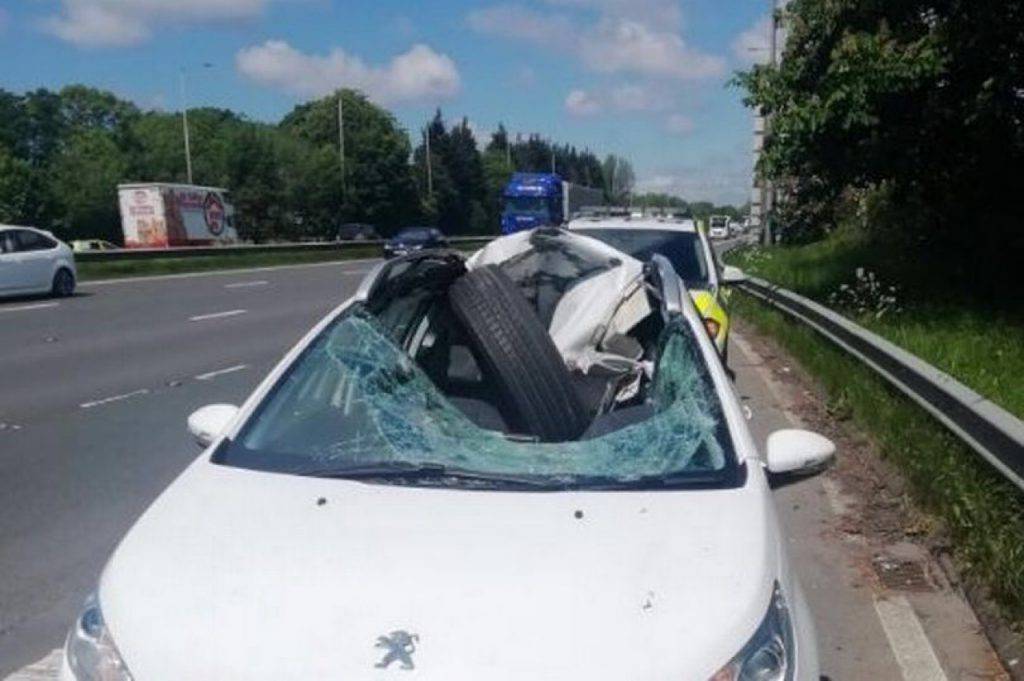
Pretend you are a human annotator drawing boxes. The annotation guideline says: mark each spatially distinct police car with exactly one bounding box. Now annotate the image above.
[567,212,743,359]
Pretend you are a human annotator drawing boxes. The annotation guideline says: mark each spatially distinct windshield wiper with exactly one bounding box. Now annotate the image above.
[298,460,562,489]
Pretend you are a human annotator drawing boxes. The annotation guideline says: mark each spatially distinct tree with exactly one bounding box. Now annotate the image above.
[0,145,33,224]
[50,130,129,241]
[602,155,635,203]
[736,0,1024,277]
[281,89,418,236]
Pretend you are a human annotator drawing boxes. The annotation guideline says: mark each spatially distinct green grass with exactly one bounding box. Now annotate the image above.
[735,294,1024,622]
[76,240,489,282]
[726,231,1024,418]
[77,247,382,281]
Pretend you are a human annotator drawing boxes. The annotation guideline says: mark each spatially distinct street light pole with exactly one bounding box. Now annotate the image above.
[763,0,779,246]
[337,93,346,197]
[424,127,434,198]
[179,69,193,185]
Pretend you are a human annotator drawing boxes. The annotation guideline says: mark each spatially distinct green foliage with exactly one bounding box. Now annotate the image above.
[734,295,1024,624]
[50,130,129,242]
[726,230,1024,418]
[0,83,723,242]
[0,145,33,223]
[736,0,1024,282]
[601,155,635,203]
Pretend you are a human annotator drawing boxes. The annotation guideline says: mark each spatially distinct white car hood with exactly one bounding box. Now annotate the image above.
[101,462,777,681]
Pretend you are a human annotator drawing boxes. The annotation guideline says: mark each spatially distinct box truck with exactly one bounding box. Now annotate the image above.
[118,183,237,248]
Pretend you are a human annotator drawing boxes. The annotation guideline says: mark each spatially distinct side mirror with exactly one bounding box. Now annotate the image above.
[721,265,747,285]
[187,404,239,448]
[765,429,835,476]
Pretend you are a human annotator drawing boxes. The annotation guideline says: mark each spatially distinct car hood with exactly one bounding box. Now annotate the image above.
[101,461,777,681]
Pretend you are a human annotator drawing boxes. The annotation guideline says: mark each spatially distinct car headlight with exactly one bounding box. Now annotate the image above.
[709,583,794,681]
[64,593,133,681]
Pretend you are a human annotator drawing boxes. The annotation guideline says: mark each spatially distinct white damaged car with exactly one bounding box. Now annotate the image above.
[63,228,835,681]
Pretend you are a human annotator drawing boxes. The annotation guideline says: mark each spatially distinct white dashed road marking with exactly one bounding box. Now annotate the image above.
[874,595,949,681]
[224,280,269,289]
[80,389,150,409]
[189,309,247,322]
[195,364,248,381]
[0,302,59,314]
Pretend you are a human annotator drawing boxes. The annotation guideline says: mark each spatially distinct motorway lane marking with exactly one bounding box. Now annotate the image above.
[225,280,269,288]
[83,258,380,286]
[3,647,62,681]
[196,364,248,381]
[79,389,150,409]
[0,302,59,313]
[874,595,949,681]
[189,309,247,322]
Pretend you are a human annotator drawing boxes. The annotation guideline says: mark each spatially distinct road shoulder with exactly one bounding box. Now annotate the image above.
[731,321,1011,680]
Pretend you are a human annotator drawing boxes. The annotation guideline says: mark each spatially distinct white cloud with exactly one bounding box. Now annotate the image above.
[608,83,670,112]
[664,113,695,135]
[637,150,754,205]
[236,41,461,104]
[466,5,573,46]
[580,19,724,80]
[564,82,670,116]
[732,15,772,65]
[41,0,268,47]
[468,4,723,82]
[542,0,682,31]
[564,89,602,116]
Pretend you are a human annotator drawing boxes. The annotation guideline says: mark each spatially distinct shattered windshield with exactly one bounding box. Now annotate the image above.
[215,307,737,490]
[575,229,710,288]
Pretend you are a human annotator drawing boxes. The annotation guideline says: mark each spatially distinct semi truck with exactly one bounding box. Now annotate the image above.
[501,173,604,234]
[117,183,237,248]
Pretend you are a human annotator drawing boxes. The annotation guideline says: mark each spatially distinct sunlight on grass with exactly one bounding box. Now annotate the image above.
[727,233,1024,418]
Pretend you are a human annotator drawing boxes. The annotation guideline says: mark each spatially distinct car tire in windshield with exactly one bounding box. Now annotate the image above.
[448,264,590,443]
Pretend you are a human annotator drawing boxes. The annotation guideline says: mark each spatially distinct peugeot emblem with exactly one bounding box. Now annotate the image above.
[375,630,419,670]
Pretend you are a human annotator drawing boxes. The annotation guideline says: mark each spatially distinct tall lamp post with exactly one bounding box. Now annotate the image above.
[179,62,213,185]
[764,0,779,246]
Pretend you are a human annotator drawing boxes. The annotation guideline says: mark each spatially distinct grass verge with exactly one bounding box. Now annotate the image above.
[77,248,381,281]
[726,231,1024,418]
[76,241,489,281]
[734,293,1024,623]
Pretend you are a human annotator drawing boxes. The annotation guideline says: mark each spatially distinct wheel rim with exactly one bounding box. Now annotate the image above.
[56,271,72,296]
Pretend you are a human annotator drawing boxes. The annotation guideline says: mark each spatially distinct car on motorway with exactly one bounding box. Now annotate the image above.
[568,214,744,357]
[0,225,77,298]
[382,226,447,258]
[71,239,120,252]
[335,223,380,242]
[62,228,835,681]
[708,215,730,240]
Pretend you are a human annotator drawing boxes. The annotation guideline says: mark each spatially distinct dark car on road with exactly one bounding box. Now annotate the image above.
[335,223,380,242]
[383,226,447,258]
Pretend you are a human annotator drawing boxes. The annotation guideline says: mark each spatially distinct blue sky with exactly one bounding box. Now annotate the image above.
[0,0,772,204]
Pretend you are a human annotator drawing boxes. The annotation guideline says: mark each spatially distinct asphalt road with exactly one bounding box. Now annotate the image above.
[0,256,1004,679]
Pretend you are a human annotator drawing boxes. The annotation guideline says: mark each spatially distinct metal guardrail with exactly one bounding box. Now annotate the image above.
[74,235,497,263]
[721,240,1024,493]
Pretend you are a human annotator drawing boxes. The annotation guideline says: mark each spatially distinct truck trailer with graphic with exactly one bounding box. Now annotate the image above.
[501,173,605,234]
[117,183,237,248]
